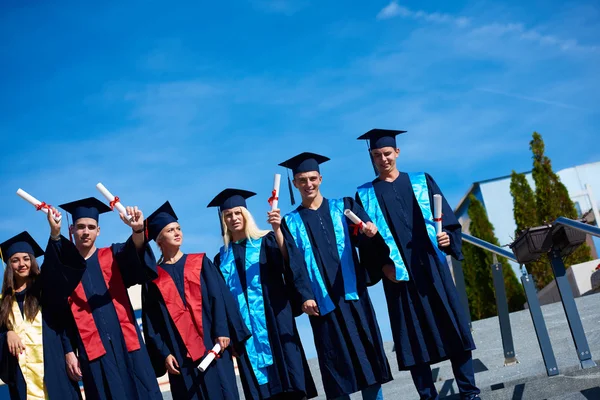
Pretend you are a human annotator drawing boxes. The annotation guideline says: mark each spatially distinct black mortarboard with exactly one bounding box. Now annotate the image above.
[278,152,330,176]
[357,129,407,150]
[146,201,178,242]
[207,189,256,212]
[59,197,112,223]
[0,231,44,263]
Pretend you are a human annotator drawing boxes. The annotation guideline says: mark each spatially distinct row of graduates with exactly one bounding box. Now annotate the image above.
[0,129,481,400]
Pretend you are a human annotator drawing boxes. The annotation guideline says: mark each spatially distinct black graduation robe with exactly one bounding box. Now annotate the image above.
[356,173,475,370]
[45,235,162,400]
[0,260,82,400]
[213,231,318,400]
[142,254,251,400]
[281,197,393,399]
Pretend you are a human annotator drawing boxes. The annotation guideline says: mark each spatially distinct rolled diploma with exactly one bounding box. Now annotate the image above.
[271,174,281,210]
[96,183,132,221]
[344,209,364,231]
[16,188,61,222]
[433,194,443,234]
[198,343,221,372]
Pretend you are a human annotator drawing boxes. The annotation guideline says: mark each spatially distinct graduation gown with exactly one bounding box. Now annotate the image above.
[142,254,251,400]
[214,232,318,400]
[356,173,475,370]
[282,197,393,399]
[45,235,162,400]
[0,268,82,400]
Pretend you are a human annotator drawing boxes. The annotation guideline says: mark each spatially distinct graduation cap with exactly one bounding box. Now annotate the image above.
[278,152,330,205]
[145,201,178,242]
[59,197,112,223]
[207,189,256,236]
[0,231,44,265]
[357,129,407,175]
[206,189,256,212]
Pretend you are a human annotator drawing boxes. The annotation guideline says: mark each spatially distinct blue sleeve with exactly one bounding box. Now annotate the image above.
[426,173,463,260]
[141,283,170,377]
[59,320,74,355]
[43,236,87,298]
[281,219,316,305]
[0,330,20,387]
[112,237,158,288]
[262,232,304,316]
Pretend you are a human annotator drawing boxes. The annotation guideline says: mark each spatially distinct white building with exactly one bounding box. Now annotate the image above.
[454,161,600,277]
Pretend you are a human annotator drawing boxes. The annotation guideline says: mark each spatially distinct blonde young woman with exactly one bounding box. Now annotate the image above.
[0,228,81,400]
[208,188,317,400]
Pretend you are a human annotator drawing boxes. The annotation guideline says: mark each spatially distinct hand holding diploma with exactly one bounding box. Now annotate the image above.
[16,188,61,222]
[344,209,378,237]
[433,194,450,248]
[198,343,223,372]
[47,207,62,238]
[96,183,132,221]
[267,208,282,231]
[120,206,144,231]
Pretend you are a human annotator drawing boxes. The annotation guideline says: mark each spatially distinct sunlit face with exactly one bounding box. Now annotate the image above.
[223,207,245,234]
[70,218,100,249]
[370,146,400,174]
[293,171,322,201]
[158,222,183,248]
[9,252,32,279]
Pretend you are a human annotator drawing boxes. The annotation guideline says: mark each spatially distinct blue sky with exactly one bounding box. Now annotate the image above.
[1,0,598,357]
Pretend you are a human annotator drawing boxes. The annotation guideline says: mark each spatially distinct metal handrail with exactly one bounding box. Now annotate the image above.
[554,217,600,238]
[462,233,518,263]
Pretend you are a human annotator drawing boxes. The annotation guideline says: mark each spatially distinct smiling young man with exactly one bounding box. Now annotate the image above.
[355,129,480,400]
[44,197,162,400]
[278,152,393,400]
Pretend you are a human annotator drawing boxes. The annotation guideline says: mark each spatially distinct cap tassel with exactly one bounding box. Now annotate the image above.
[217,209,225,237]
[0,247,5,271]
[67,213,74,244]
[366,142,378,176]
[286,170,296,206]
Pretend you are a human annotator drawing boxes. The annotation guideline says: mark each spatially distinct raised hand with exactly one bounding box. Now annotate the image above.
[120,206,144,232]
[48,206,62,238]
[267,209,282,231]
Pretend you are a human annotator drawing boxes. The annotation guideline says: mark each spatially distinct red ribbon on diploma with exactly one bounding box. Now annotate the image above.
[433,213,443,222]
[349,222,364,236]
[208,349,221,359]
[35,201,51,211]
[268,190,278,206]
[109,196,120,211]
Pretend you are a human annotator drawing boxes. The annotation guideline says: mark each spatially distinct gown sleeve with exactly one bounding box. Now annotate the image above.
[141,282,170,377]
[112,236,158,288]
[280,219,316,306]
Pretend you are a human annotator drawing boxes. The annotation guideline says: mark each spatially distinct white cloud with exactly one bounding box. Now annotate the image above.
[377,1,470,27]
[377,3,599,54]
[376,1,405,20]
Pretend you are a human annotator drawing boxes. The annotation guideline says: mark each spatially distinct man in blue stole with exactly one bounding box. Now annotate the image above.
[208,188,317,400]
[279,152,393,400]
[355,129,480,400]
